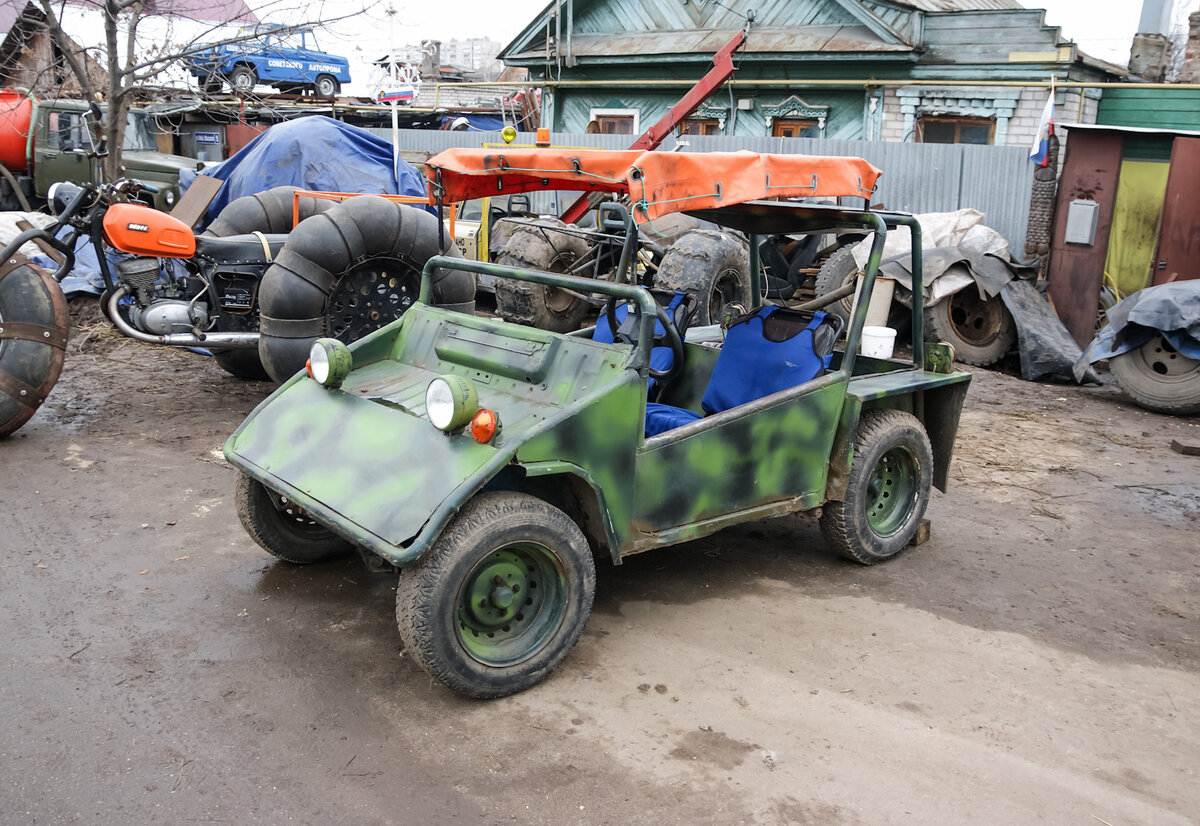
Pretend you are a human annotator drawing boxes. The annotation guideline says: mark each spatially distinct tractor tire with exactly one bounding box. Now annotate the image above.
[257,195,473,383]
[1109,333,1200,416]
[812,246,860,325]
[0,254,69,438]
[494,220,591,332]
[653,230,751,327]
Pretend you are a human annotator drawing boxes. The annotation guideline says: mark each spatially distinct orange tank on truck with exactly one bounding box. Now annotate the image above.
[0,91,203,212]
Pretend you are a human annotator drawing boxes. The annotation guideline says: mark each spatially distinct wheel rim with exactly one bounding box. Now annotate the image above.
[456,542,567,667]
[317,78,335,96]
[865,444,920,537]
[233,72,253,91]
[268,490,338,540]
[947,289,1007,347]
[709,266,746,322]
[326,257,420,342]
[1129,334,1200,384]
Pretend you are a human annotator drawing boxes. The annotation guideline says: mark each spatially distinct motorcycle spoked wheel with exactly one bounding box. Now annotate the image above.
[0,254,70,437]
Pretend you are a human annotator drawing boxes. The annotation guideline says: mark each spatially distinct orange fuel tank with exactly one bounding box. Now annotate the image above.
[103,203,195,258]
[0,90,35,174]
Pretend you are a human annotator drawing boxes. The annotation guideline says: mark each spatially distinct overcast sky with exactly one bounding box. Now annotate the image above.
[313,0,1200,95]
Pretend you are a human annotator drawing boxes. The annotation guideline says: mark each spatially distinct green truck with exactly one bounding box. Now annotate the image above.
[224,148,972,699]
[0,93,202,211]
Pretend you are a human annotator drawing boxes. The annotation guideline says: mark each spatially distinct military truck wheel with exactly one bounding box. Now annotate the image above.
[653,230,750,326]
[1109,333,1200,415]
[230,66,256,94]
[314,74,339,97]
[212,349,270,381]
[495,220,591,332]
[235,474,354,564]
[395,491,596,699]
[924,287,1016,367]
[812,246,860,325]
[820,409,933,565]
[0,255,69,438]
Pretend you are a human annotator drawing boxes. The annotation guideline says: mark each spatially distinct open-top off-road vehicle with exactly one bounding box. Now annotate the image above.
[224,148,972,698]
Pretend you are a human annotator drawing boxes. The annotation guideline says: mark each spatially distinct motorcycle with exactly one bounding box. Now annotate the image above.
[0,176,475,436]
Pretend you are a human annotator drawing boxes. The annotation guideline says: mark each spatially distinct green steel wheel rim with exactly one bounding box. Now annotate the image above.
[456,543,567,667]
[866,444,920,537]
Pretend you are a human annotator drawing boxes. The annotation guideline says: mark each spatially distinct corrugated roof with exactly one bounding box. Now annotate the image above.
[889,0,1023,10]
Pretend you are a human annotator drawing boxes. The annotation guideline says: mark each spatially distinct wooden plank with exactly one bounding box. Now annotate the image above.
[14,219,65,265]
[170,174,223,229]
[1170,439,1200,456]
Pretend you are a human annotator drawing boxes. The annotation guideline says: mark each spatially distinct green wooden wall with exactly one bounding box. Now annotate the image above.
[1097,89,1200,133]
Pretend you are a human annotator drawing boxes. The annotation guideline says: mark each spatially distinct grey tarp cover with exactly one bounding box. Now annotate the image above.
[877,249,1090,383]
[1075,281,1200,382]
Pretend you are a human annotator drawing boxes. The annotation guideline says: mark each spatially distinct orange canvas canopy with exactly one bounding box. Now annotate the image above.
[425,148,882,224]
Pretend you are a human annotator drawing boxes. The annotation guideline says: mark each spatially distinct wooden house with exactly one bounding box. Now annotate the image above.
[499,0,1127,148]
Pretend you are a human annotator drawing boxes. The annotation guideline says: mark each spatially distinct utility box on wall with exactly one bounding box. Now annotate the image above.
[178,124,226,162]
[1064,199,1099,245]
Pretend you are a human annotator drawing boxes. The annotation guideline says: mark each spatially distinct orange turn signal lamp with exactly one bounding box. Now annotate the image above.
[469,408,501,444]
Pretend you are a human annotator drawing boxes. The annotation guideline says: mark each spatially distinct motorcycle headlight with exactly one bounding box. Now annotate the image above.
[425,375,479,432]
[306,338,352,388]
[47,182,83,216]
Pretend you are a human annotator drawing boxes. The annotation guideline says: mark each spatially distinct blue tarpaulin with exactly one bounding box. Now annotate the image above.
[180,116,430,229]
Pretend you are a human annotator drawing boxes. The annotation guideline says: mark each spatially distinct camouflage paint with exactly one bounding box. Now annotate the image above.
[226,199,970,570]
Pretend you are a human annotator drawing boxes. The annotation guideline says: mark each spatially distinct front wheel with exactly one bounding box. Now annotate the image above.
[229,66,256,94]
[234,474,353,564]
[820,409,933,564]
[494,220,591,332]
[395,492,596,698]
[653,230,750,326]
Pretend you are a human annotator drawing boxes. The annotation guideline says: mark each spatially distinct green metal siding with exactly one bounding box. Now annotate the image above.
[1097,89,1200,134]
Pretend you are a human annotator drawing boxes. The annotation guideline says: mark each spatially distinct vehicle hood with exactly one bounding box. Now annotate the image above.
[122,150,202,175]
[224,371,517,560]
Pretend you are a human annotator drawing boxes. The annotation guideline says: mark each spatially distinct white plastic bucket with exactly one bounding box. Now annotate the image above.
[860,326,897,359]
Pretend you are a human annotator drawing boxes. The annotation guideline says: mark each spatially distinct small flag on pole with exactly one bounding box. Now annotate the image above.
[1029,81,1055,166]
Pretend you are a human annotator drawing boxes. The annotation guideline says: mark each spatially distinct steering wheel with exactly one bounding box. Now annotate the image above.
[603,294,686,384]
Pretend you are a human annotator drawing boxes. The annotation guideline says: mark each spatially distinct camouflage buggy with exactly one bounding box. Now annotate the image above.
[224,148,971,698]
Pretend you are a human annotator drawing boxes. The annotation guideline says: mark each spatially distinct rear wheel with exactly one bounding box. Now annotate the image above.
[235,474,353,564]
[820,409,933,564]
[495,221,591,332]
[314,74,339,97]
[1109,333,1200,415]
[924,287,1016,367]
[653,230,750,326]
[200,75,222,95]
[395,491,595,698]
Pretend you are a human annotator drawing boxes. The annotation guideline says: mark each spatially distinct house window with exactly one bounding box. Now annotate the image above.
[589,107,639,135]
[682,119,720,136]
[772,119,818,139]
[918,116,994,145]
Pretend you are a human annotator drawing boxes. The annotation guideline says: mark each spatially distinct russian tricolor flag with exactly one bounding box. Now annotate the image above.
[1029,85,1054,167]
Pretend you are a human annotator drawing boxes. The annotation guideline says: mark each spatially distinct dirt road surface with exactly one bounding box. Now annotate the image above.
[2,299,1197,825]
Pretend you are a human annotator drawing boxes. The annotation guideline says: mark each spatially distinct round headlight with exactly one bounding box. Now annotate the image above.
[307,338,352,387]
[425,375,479,431]
[500,125,518,144]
